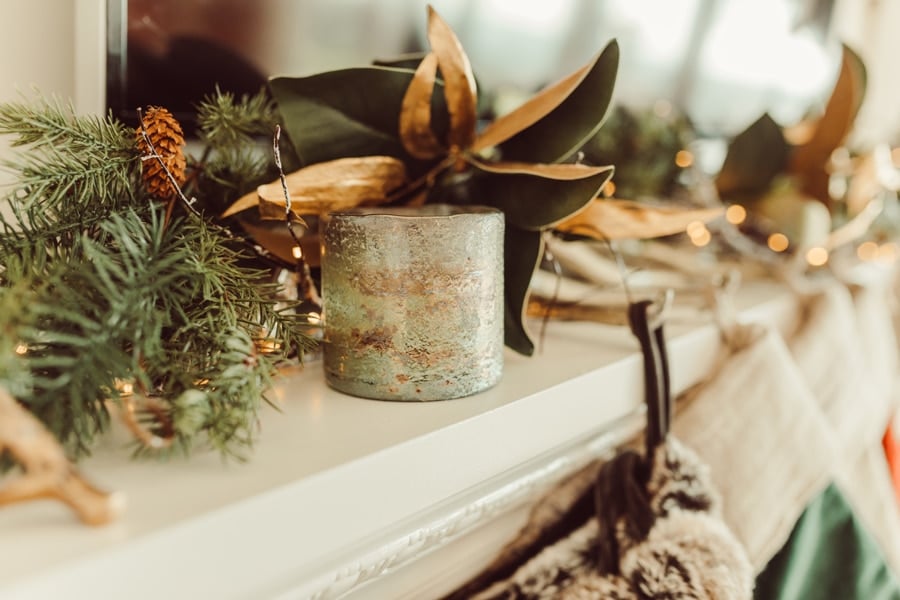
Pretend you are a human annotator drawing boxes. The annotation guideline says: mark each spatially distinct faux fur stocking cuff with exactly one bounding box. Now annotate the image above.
[471,437,753,599]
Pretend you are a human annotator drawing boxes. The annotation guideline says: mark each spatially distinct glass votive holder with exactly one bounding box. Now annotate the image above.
[321,204,504,401]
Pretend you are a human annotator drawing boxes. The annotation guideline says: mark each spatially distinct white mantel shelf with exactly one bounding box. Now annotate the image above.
[0,279,798,600]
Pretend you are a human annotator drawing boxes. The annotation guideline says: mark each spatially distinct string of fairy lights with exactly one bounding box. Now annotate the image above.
[664,142,900,269]
[685,198,900,268]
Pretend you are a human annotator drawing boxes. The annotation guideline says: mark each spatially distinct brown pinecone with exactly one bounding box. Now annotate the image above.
[135,106,187,202]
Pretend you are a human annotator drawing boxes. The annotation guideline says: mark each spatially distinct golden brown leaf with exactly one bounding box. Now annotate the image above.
[527,297,631,326]
[221,192,260,218]
[790,45,866,204]
[465,155,613,180]
[427,5,477,150]
[555,199,723,240]
[471,61,590,153]
[222,156,407,220]
[237,218,320,266]
[399,52,445,160]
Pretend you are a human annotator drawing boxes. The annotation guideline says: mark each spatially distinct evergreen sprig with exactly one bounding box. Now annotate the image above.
[193,88,280,212]
[0,281,35,400]
[0,93,316,460]
[0,98,140,274]
[197,87,277,146]
[0,96,138,211]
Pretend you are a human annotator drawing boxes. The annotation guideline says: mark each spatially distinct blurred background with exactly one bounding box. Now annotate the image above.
[0,0,899,216]
[97,0,895,144]
[0,1,896,152]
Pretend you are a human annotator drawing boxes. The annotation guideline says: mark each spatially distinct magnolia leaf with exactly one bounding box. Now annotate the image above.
[373,53,429,70]
[221,192,260,218]
[224,156,406,220]
[527,297,632,327]
[479,40,619,164]
[426,5,477,150]
[237,218,313,265]
[399,52,445,160]
[472,67,588,154]
[790,44,867,205]
[376,52,491,116]
[468,159,614,180]
[467,158,614,230]
[504,227,543,355]
[269,67,448,167]
[715,113,788,201]
[555,199,723,240]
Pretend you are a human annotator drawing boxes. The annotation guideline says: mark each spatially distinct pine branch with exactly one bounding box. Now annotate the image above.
[196,87,277,146]
[0,95,134,152]
[137,323,269,459]
[11,210,181,455]
[0,282,35,400]
[6,204,314,457]
[118,212,316,458]
[0,96,138,205]
[0,93,317,461]
[192,88,280,212]
[0,96,143,270]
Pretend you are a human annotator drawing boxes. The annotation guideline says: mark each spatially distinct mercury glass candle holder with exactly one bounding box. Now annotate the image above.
[321,204,504,401]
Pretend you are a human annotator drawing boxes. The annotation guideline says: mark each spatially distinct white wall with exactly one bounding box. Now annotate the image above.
[0,1,76,103]
[0,0,76,200]
[834,0,900,149]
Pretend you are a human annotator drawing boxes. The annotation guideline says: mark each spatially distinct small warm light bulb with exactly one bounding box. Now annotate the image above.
[602,180,616,197]
[690,228,712,247]
[686,220,707,239]
[857,241,879,262]
[725,204,747,225]
[291,246,303,260]
[121,382,134,395]
[257,339,281,354]
[806,247,829,267]
[14,343,28,355]
[767,233,790,253]
[674,150,694,169]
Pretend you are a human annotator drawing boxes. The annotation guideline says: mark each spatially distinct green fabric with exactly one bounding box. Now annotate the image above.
[755,482,900,600]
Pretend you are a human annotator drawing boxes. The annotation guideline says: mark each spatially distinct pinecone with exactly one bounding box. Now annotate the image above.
[135,107,187,202]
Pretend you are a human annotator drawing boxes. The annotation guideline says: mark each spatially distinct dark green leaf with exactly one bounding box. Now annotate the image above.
[495,40,619,164]
[716,113,789,200]
[470,162,613,230]
[372,53,429,71]
[269,67,449,168]
[504,227,543,355]
[845,44,868,123]
[789,44,868,205]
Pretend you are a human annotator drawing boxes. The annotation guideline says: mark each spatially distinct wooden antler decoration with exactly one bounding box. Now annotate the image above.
[0,386,125,526]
